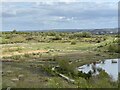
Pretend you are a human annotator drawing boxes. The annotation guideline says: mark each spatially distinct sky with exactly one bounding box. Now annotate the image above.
[1,0,119,31]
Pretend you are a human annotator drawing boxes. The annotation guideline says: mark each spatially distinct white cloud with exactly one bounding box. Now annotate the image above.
[2,2,117,30]
[58,16,65,19]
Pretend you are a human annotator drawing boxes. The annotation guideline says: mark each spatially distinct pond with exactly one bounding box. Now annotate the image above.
[78,59,119,81]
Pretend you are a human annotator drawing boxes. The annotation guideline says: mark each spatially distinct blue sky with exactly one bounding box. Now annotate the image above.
[1,1,118,31]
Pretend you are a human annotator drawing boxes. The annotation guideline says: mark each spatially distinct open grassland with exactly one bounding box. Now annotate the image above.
[1,42,95,57]
[1,31,120,88]
[1,35,117,58]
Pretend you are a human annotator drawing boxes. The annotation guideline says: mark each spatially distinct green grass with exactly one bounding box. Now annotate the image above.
[1,42,97,57]
[1,32,119,88]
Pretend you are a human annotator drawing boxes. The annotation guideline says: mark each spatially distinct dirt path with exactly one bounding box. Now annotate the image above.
[1,50,48,57]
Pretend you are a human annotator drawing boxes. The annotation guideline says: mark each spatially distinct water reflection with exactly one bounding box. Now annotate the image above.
[78,59,119,81]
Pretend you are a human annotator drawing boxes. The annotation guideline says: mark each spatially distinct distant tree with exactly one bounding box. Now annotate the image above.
[52,35,62,40]
[81,32,91,38]
[12,29,17,33]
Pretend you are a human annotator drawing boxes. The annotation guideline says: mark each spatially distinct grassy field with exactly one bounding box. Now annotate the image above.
[1,31,119,88]
[1,42,95,57]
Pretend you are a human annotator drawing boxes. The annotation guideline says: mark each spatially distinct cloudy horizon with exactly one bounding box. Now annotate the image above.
[1,1,118,31]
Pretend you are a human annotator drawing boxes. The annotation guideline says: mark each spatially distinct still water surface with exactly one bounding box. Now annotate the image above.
[78,59,119,81]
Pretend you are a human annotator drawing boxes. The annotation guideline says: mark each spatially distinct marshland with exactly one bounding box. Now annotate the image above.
[1,30,120,88]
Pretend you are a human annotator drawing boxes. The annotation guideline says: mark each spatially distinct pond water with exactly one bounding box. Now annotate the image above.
[78,59,119,81]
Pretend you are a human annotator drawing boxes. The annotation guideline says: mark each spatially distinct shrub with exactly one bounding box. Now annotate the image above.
[56,59,76,77]
[78,71,92,79]
[96,40,101,43]
[75,77,88,88]
[11,55,21,60]
[24,54,30,58]
[71,41,76,45]
[107,43,120,53]
[98,70,110,79]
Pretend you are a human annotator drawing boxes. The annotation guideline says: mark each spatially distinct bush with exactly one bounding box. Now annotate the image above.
[78,71,92,79]
[11,55,21,60]
[96,40,101,43]
[56,59,76,77]
[75,77,88,88]
[52,36,62,40]
[71,41,76,45]
[98,70,110,79]
[107,43,120,53]
[24,54,31,58]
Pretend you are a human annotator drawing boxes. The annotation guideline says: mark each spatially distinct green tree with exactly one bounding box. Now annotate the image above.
[12,29,17,33]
